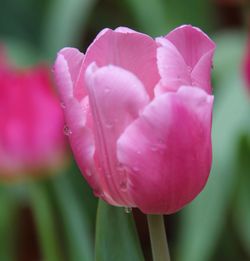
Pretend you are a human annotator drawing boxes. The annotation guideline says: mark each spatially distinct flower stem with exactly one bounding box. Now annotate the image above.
[147,215,170,261]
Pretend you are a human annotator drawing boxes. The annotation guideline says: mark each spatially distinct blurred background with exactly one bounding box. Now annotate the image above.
[0,0,250,260]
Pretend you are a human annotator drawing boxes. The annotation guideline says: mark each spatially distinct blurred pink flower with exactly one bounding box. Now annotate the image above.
[54,25,215,214]
[0,49,65,178]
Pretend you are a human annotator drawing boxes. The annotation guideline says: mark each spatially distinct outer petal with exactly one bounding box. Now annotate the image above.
[85,63,149,206]
[155,37,191,95]
[117,86,213,214]
[166,25,215,69]
[191,50,214,94]
[156,25,215,94]
[82,28,159,98]
[54,49,100,194]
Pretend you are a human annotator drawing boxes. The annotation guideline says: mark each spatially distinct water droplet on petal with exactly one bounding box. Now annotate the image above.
[105,172,111,178]
[151,146,158,152]
[82,103,89,113]
[120,181,127,191]
[136,150,141,155]
[106,123,113,129]
[60,102,66,109]
[187,66,192,73]
[124,207,132,214]
[132,166,140,172]
[104,87,111,93]
[94,189,104,198]
[158,138,164,144]
[86,170,92,176]
[63,125,72,136]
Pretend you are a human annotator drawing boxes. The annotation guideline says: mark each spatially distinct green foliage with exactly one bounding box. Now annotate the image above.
[95,201,144,261]
[29,181,62,261]
[50,173,94,261]
[42,0,97,59]
[0,186,17,261]
[122,0,213,36]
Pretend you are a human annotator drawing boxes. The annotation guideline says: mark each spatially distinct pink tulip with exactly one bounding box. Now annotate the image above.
[54,25,215,214]
[0,50,65,177]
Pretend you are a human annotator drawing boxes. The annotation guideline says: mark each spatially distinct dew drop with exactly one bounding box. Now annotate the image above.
[106,123,113,129]
[104,87,111,93]
[82,103,89,113]
[151,146,158,152]
[60,102,66,109]
[105,172,111,178]
[63,125,72,136]
[120,181,127,191]
[94,189,104,198]
[124,207,132,214]
[86,169,92,176]
[136,150,141,155]
[132,166,140,172]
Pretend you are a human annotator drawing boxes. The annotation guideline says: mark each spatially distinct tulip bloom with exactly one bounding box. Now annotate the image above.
[0,51,65,177]
[54,25,215,214]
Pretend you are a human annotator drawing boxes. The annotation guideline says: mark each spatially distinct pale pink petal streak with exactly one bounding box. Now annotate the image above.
[85,63,149,206]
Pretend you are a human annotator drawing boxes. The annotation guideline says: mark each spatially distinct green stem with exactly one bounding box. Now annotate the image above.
[29,181,61,261]
[0,187,17,261]
[147,215,170,261]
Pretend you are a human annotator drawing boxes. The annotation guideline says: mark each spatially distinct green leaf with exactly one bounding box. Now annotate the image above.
[233,135,250,256]
[29,180,62,261]
[177,31,250,261]
[234,176,250,256]
[0,37,41,67]
[51,173,94,261]
[122,0,213,36]
[95,200,144,261]
[0,186,17,261]
[42,0,97,59]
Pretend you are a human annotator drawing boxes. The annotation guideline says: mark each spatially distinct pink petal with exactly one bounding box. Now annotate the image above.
[54,47,84,101]
[83,28,159,98]
[166,25,215,69]
[85,63,149,206]
[155,37,191,95]
[156,25,215,94]
[54,49,101,193]
[191,50,214,94]
[117,86,213,214]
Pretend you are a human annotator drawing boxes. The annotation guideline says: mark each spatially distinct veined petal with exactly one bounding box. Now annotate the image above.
[191,50,214,94]
[155,37,191,95]
[85,63,149,206]
[54,47,84,101]
[156,26,215,94]
[117,86,213,214]
[165,25,215,69]
[54,49,100,193]
[83,28,159,98]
